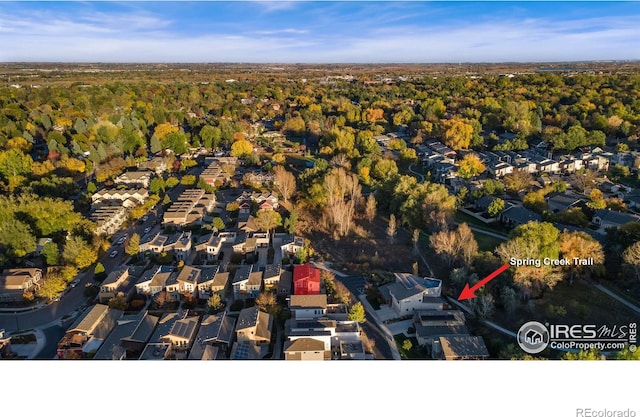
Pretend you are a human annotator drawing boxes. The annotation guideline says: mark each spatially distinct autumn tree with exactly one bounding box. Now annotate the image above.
[622,241,640,281]
[503,170,532,194]
[429,223,478,268]
[559,231,604,283]
[322,167,362,238]
[212,217,226,231]
[496,221,563,298]
[255,209,282,233]
[273,165,296,205]
[230,139,253,157]
[125,233,140,258]
[256,292,279,316]
[365,193,377,222]
[457,154,486,180]
[387,214,397,243]
[441,118,473,150]
[62,236,97,270]
[207,293,223,313]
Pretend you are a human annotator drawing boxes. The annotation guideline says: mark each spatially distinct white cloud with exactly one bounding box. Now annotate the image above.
[0,5,638,63]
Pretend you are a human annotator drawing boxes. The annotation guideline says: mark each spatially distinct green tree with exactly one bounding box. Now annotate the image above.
[149,177,165,194]
[125,233,140,257]
[284,209,298,234]
[62,236,97,269]
[150,135,162,154]
[487,198,506,217]
[87,182,97,194]
[41,242,60,266]
[0,220,36,258]
[200,125,222,149]
[347,302,366,323]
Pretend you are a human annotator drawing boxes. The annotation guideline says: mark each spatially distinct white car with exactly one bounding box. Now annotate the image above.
[116,236,126,245]
[71,279,80,288]
[110,250,118,258]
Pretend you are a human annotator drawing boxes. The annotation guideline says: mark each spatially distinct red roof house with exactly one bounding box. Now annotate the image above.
[293,264,321,295]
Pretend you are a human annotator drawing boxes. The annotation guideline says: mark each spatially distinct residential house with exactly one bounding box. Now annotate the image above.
[57,304,122,359]
[114,171,153,188]
[499,206,542,227]
[204,232,236,260]
[284,338,328,361]
[210,271,231,298]
[413,310,469,347]
[232,264,254,298]
[546,193,585,214]
[339,340,366,360]
[559,156,584,174]
[90,205,128,236]
[537,159,560,174]
[0,268,42,302]
[177,266,202,295]
[262,264,282,291]
[93,311,159,360]
[188,312,236,360]
[278,234,305,259]
[91,188,149,209]
[432,335,490,360]
[195,266,219,298]
[246,270,263,299]
[379,273,444,316]
[99,268,129,303]
[135,266,175,296]
[487,161,514,178]
[138,156,168,175]
[162,189,216,227]
[592,209,640,231]
[289,294,328,319]
[173,231,193,262]
[160,314,200,358]
[236,214,259,234]
[293,263,321,295]
[278,270,293,299]
[235,306,273,345]
[200,161,231,187]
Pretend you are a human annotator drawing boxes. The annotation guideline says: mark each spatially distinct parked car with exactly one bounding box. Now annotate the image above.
[71,279,80,288]
[116,236,126,245]
[110,250,118,258]
[144,227,151,234]
[142,215,149,222]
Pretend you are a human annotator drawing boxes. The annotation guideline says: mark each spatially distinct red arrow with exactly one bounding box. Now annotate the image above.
[457,263,510,301]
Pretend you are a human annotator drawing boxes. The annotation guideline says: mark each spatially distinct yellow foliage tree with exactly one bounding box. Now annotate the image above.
[6,137,32,152]
[230,139,253,157]
[442,118,473,150]
[153,122,178,140]
[457,154,486,179]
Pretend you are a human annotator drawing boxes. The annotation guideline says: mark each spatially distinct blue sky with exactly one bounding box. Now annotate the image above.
[0,1,638,63]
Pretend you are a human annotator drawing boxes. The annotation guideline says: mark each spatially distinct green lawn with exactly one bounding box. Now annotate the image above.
[455,211,510,236]
[473,232,505,252]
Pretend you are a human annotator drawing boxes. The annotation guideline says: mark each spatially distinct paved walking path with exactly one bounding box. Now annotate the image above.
[407,164,425,183]
[594,284,640,315]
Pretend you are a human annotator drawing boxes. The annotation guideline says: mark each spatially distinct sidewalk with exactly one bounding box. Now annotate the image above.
[359,294,402,360]
[8,327,47,359]
[594,284,640,315]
